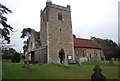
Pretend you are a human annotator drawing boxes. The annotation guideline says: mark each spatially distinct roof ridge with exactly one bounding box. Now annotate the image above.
[75,38,92,41]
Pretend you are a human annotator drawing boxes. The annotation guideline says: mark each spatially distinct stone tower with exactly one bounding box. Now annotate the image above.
[40,0,75,63]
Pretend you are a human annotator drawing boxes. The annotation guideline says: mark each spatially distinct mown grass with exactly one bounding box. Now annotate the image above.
[2,60,119,79]
[0,60,2,80]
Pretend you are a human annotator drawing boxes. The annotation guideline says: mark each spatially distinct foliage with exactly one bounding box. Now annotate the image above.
[22,39,29,54]
[73,34,76,38]
[91,37,119,60]
[2,48,16,59]
[20,28,32,54]
[11,52,21,63]
[0,4,13,43]
[20,28,32,38]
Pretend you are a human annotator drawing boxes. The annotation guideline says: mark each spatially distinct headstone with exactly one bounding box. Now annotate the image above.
[63,59,69,68]
[79,57,88,63]
[88,57,90,61]
[28,64,32,71]
[84,57,88,61]
[78,58,82,66]
[91,65,106,81]
[56,58,61,64]
[27,61,32,71]
[109,58,114,64]
[22,60,27,68]
[111,58,115,61]
[116,58,119,61]
[96,56,101,61]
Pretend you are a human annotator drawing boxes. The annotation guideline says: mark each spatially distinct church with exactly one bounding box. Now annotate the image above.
[26,0,105,64]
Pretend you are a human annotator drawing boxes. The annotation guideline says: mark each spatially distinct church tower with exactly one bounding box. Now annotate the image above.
[40,0,75,63]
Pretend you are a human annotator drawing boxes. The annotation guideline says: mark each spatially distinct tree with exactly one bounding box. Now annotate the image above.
[22,39,29,54]
[2,48,16,59]
[20,28,32,38]
[20,28,32,54]
[0,4,13,43]
[91,36,119,60]
[11,52,21,63]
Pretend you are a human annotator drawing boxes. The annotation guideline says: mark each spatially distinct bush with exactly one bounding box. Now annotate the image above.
[11,52,21,63]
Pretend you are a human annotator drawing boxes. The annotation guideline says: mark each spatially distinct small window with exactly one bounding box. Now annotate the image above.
[90,54,91,57]
[58,12,62,20]
[43,16,45,22]
[83,49,86,57]
[94,50,97,56]
[75,48,78,55]
[60,29,62,34]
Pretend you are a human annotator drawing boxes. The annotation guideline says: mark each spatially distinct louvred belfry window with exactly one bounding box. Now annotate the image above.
[58,12,62,20]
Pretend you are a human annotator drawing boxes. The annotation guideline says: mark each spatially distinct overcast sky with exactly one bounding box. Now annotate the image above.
[1,0,119,53]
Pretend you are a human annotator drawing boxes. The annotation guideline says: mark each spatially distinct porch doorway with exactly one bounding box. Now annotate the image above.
[31,51,35,63]
[59,49,65,63]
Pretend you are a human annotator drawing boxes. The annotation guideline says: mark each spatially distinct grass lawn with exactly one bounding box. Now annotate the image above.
[2,60,119,79]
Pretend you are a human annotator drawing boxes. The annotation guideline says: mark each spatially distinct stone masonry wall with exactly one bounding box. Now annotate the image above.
[46,4,75,63]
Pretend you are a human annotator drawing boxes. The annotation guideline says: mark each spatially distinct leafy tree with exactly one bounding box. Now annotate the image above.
[20,28,32,54]
[20,28,32,38]
[91,36,119,60]
[22,39,29,54]
[11,52,21,63]
[2,48,16,59]
[9,48,16,54]
[0,4,13,43]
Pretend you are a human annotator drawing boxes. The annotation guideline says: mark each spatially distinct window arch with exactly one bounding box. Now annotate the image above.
[83,49,86,57]
[43,16,45,22]
[94,50,97,57]
[60,29,62,34]
[58,12,62,20]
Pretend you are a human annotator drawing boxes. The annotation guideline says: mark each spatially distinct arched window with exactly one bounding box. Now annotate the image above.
[94,50,97,57]
[60,29,62,34]
[58,12,62,20]
[31,42,33,50]
[83,49,86,57]
[43,16,45,22]
[89,54,91,58]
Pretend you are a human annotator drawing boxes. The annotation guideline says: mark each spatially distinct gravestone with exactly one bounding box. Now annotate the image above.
[78,58,82,66]
[56,58,61,64]
[91,65,106,81]
[63,59,69,68]
[78,57,88,63]
[116,58,119,61]
[28,64,32,71]
[111,58,115,61]
[109,58,114,64]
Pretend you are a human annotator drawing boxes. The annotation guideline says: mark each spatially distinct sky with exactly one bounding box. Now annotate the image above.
[1,0,119,53]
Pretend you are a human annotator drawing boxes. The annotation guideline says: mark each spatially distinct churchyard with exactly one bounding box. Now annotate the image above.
[2,60,119,79]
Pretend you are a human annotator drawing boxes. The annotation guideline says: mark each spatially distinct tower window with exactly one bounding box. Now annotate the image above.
[60,29,62,34]
[58,12,62,20]
[43,16,45,22]
[83,49,86,57]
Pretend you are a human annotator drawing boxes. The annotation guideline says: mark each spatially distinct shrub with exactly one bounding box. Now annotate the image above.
[11,52,21,63]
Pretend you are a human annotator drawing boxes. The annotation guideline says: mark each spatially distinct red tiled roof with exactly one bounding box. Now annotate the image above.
[74,38,101,49]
